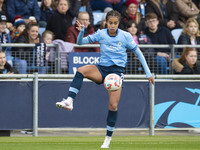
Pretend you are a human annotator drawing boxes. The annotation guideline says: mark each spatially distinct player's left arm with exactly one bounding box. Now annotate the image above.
[126,33,154,85]
[76,20,99,45]
[134,48,154,85]
[76,20,89,45]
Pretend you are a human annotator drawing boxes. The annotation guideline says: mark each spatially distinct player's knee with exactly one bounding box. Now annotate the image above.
[109,103,118,111]
[77,67,85,76]
[77,66,83,72]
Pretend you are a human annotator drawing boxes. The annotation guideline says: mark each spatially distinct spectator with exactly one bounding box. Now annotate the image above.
[70,0,94,25]
[145,0,181,30]
[120,0,142,31]
[126,20,155,74]
[42,30,54,66]
[172,47,200,74]
[99,14,107,29]
[0,0,13,30]
[175,0,199,28]
[192,0,200,8]
[7,0,41,24]
[43,30,74,73]
[192,0,200,31]
[42,30,54,45]
[145,13,175,74]
[66,11,99,52]
[46,0,81,41]
[90,0,124,13]
[126,20,139,44]
[127,20,154,54]
[0,0,7,16]
[0,14,12,66]
[0,50,18,74]
[14,22,43,74]
[40,0,57,27]
[137,0,147,19]
[93,12,107,31]
[10,15,26,42]
[177,18,200,53]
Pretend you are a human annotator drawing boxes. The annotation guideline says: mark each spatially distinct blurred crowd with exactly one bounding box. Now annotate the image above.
[0,0,200,74]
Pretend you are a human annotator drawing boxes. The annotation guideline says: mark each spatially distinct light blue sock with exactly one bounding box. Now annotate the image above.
[106,110,118,137]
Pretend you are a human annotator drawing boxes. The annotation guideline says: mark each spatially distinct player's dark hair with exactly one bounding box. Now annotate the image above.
[0,50,4,54]
[106,10,121,22]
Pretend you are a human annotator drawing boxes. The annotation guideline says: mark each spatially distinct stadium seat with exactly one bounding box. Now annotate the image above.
[37,1,41,7]
[39,27,46,35]
[171,28,183,44]
[92,12,106,25]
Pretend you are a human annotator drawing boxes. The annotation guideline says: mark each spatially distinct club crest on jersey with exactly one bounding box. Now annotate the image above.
[118,42,122,45]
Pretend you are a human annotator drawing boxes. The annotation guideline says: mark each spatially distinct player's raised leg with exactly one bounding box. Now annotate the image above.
[56,65,102,110]
[101,88,122,148]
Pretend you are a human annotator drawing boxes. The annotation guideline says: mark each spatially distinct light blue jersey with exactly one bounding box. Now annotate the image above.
[77,27,152,78]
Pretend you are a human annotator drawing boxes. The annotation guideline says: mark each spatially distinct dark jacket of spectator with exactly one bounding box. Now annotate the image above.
[40,0,57,22]
[40,8,54,23]
[192,0,200,8]
[137,33,154,54]
[178,33,200,45]
[0,62,19,74]
[172,58,200,74]
[46,1,81,41]
[66,24,100,52]
[0,0,8,17]
[90,0,123,13]
[145,0,180,29]
[177,33,200,52]
[7,0,41,22]
[70,0,94,25]
[145,26,175,53]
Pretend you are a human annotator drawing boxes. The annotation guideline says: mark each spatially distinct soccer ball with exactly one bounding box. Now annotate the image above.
[104,73,122,91]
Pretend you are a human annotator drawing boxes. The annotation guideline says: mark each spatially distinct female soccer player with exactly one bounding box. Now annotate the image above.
[56,10,154,148]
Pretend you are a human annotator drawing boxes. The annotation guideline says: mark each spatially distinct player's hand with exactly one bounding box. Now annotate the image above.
[76,20,84,31]
[148,76,154,85]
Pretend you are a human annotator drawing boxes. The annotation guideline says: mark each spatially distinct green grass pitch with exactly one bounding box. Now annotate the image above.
[0,136,199,150]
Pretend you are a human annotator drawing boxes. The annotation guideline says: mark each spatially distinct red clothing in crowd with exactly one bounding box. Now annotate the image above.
[66,24,100,52]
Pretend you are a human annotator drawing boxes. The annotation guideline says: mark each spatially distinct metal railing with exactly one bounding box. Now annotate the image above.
[1,43,200,74]
[1,43,60,74]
